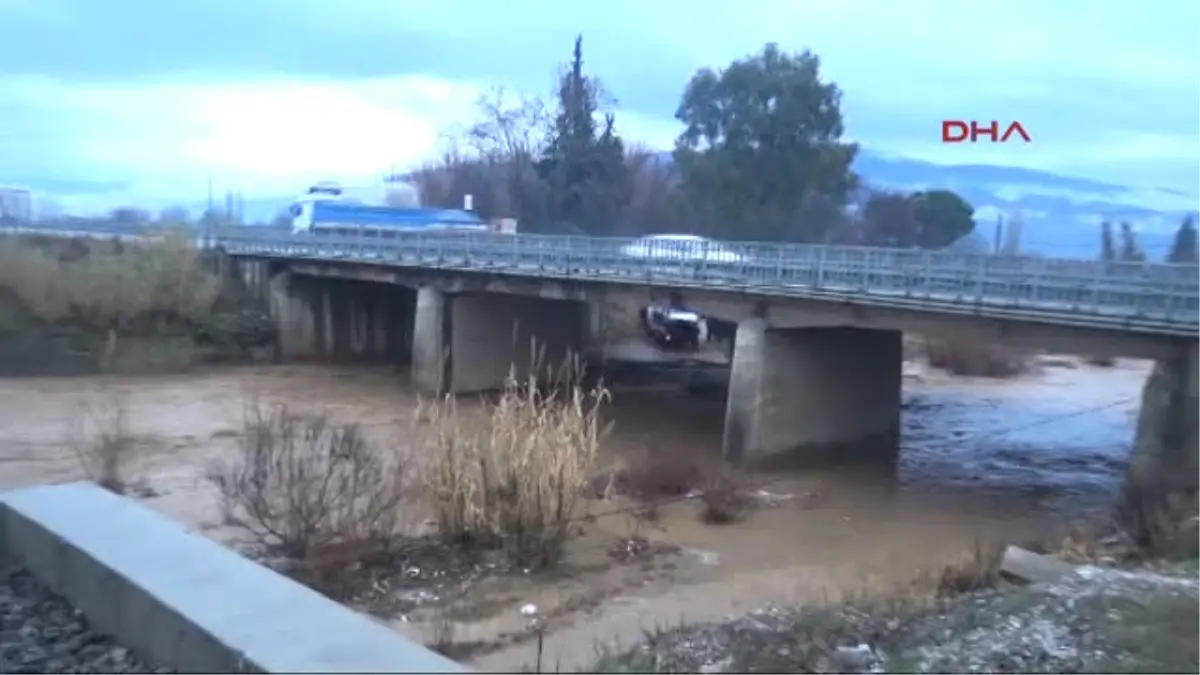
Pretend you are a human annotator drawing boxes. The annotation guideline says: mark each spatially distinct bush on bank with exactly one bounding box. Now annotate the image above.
[920,335,1033,377]
[0,233,275,373]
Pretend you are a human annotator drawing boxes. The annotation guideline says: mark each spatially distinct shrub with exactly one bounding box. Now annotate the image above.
[696,466,751,525]
[1118,478,1199,560]
[924,336,1033,377]
[0,233,219,331]
[69,386,135,494]
[416,370,609,570]
[206,402,414,560]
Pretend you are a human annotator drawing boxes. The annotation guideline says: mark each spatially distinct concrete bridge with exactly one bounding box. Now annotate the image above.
[2,221,1196,471]
[193,228,1198,473]
[2,221,1195,673]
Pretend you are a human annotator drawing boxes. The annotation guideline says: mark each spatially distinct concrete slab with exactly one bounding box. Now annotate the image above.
[0,482,467,674]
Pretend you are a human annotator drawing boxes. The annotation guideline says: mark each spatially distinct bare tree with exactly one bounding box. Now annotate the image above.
[410,88,554,227]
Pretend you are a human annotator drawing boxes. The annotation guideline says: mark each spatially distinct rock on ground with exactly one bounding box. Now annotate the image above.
[592,564,1199,674]
[0,566,172,674]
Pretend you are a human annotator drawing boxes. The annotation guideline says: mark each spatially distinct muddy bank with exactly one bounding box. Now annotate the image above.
[0,357,1158,673]
[593,562,1200,673]
[0,235,276,376]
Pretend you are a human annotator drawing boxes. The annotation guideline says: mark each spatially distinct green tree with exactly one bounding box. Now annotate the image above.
[858,191,917,247]
[857,189,974,249]
[1100,221,1116,261]
[910,189,975,248]
[538,35,629,235]
[1118,221,1146,262]
[673,43,858,242]
[1166,214,1198,263]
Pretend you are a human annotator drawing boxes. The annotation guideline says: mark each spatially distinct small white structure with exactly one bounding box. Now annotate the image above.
[0,185,34,222]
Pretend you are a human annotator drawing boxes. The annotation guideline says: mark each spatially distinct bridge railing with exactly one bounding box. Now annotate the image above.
[3,222,1196,329]
[209,228,1200,330]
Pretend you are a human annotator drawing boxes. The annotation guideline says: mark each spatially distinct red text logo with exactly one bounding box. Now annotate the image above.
[941,120,1032,144]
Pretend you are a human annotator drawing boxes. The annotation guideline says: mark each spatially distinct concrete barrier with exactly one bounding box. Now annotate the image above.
[0,482,467,673]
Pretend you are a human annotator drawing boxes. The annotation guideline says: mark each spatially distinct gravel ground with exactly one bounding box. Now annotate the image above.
[1,566,173,674]
[593,563,1199,674]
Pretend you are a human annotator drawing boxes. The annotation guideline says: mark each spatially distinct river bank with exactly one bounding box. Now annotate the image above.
[0,356,1176,672]
[2,231,1193,673]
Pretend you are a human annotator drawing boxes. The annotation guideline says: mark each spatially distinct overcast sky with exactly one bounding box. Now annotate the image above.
[1,0,1197,211]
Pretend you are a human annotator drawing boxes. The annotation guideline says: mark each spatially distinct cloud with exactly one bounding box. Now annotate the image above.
[0,0,1196,209]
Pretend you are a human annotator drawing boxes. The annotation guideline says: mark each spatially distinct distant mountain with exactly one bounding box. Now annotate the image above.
[849,152,1196,260]
[649,150,1196,259]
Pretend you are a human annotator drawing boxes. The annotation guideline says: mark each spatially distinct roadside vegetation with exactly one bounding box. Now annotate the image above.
[0,232,274,374]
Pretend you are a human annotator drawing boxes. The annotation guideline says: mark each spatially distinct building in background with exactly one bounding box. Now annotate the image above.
[0,185,33,222]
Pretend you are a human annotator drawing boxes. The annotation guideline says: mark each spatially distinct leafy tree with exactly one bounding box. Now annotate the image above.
[856,189,974,249]
[538,35,629,235]
[1118,221,1146,262]
[1099,221,1116,261]
[858,191,918,247]
[673,43,859,242]
[1166,214,1198,263]
[910,189,975,249]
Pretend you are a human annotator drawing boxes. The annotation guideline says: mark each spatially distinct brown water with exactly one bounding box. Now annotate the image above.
[0,357,1150,671]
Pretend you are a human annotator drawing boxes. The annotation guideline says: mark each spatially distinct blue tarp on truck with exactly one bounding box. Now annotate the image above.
[309,202,486,229]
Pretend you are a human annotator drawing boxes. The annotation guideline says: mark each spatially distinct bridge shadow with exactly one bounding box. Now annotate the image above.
[587,349,1144,520]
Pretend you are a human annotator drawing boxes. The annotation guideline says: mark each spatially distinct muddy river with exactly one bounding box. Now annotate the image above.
[0,356,1150,671]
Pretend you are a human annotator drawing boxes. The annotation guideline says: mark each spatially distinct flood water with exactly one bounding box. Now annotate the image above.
[0,355,1150,671]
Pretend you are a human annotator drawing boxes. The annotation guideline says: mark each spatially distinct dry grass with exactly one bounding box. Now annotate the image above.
[0,232,219,331]
[414,368,610,570]
[205,401,416,565]
[696,467,751,524]
[924,336,1033,377]
[610,444,752,525]
[68,386,136,494]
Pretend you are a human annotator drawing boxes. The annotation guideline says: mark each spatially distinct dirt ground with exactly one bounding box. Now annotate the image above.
[0,359,1147,672]
[593,563,1200,673]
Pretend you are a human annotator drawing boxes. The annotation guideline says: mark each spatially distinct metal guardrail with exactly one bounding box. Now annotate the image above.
[4,221,1198,335]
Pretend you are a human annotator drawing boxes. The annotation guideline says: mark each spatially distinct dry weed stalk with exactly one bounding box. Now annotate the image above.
[69,386,135,494]
[417,357,610,569]
[206,399,414,559]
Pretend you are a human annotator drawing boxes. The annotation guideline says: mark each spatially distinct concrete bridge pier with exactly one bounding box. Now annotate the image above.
[1128,343,1199,494]
[412,287,589,394]
[722,319,903,468]
[266,272,414,363]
